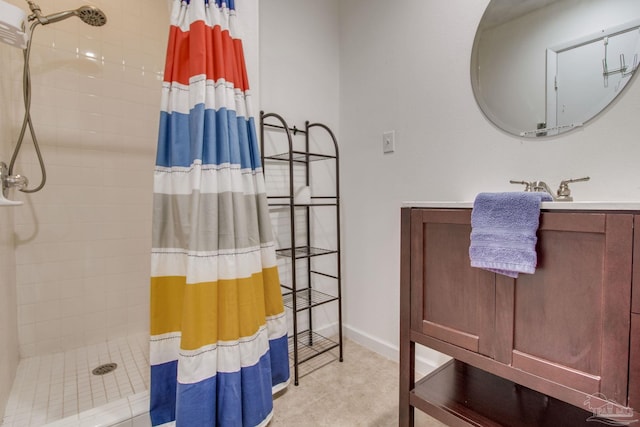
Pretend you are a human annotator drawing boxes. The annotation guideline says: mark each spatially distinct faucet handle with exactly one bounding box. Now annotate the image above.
[510,180,532,191]
[556,177,590,201]
[560,177,590,185]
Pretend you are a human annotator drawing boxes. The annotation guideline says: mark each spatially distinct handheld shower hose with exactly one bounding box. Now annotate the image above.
[8,19,45,193]
[8,2,106,193]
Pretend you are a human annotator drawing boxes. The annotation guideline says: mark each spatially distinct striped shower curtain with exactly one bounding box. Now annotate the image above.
[150,0,289,425]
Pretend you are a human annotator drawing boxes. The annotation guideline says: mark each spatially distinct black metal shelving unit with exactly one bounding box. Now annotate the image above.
[260,111,343,386]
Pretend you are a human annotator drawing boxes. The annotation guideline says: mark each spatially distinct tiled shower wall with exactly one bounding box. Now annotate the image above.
[0,211,18,420]
[0,11,20,418]
[0,41,20,419]
[1,0,169,359]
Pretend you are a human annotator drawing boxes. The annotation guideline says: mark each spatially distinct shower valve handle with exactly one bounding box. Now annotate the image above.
[5,174,29,190]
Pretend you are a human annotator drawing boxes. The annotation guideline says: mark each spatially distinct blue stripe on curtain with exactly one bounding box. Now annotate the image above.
[150,361,178,425]
[268,335,290,386]
[156,108,261,170]
[171,352,273,426]
[149,337,289,426]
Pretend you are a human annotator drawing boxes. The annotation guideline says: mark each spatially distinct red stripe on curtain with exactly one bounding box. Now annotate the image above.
[162,25,180,86]
[162,21,249,92]
[233,39,249,91]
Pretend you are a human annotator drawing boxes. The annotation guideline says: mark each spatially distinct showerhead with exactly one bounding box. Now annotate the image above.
[42,6,107,26]
[74,6,107,26]
[27,2,107,27]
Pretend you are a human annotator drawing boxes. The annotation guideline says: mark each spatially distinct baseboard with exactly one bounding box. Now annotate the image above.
[313,322,449,376]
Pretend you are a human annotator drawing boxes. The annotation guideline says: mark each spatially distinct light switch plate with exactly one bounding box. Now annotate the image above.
[383,130,395,153]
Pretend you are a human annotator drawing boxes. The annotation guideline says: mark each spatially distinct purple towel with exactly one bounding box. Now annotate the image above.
[469,192,552,278]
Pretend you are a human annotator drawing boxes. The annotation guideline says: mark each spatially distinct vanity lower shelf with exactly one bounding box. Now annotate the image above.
[412,360,607,427]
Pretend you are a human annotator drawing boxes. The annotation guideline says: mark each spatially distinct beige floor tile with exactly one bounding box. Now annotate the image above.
[270,339,447,427]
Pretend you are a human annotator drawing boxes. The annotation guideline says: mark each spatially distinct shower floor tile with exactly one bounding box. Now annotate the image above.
[1,333,149,427]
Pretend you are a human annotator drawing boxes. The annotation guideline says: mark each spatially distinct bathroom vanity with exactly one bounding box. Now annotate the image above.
[399,202,640,426]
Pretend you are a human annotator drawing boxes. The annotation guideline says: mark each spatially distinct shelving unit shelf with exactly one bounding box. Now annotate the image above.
[260,111,343,386]
[276,246,338,258]
[289,331,340,364]
[282,288,339,311]
[264,151,336,162]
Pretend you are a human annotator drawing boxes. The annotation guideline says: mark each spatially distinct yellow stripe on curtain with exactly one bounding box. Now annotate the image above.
[150,266,283,349]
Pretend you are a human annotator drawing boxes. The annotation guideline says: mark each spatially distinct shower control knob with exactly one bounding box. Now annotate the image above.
[5,174,28,190]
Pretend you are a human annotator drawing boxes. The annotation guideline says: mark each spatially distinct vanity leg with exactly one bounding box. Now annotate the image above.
[400,207,415,426]
[399,339,415,427]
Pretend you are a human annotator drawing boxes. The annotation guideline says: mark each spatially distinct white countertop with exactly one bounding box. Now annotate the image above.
[403,201,640,211]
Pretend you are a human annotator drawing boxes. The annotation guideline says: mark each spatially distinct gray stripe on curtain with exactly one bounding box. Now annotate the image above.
[152,191,273,251]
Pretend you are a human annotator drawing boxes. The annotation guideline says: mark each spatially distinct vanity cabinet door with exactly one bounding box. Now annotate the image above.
[506,212,633,405]
[410,209,496,358]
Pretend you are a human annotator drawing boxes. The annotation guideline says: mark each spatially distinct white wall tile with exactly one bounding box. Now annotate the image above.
[0,0,168,362]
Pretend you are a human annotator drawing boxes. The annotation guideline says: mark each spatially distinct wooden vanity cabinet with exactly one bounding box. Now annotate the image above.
[400,207,639,427]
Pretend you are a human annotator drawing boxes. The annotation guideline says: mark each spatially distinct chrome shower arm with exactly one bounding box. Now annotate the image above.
[26,1,74,25]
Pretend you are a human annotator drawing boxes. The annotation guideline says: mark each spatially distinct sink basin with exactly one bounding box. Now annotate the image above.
[541,201,640,210]
[403,201,640,211]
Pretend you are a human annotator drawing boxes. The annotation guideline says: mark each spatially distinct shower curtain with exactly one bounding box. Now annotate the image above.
[150,0,289,425]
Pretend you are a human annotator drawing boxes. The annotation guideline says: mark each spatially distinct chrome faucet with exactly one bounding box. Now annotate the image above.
[510,177,590,201]
[530,180,554,195]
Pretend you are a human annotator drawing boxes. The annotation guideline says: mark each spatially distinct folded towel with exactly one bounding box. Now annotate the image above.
[469,192,552,278]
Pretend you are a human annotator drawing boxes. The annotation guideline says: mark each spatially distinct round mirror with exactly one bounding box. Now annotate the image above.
[471,0,640,138]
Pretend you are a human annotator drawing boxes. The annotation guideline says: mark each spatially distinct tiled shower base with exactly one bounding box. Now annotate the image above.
[1,334,151,427]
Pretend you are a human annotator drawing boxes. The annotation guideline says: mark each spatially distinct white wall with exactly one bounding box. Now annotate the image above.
[261,0,640,366]
[259,0,341,338]
[260,0,340,127]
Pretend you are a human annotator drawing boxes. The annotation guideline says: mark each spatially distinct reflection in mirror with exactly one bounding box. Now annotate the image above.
[471,0,640,138]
